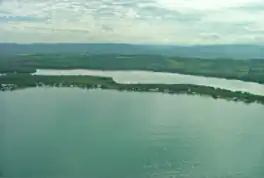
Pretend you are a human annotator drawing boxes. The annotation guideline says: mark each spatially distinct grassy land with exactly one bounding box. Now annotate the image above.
[0,54,264,84]
[1,74,264,105]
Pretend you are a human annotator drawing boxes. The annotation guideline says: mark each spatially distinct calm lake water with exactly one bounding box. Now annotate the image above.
[1,88,264,178]
[35,69,264,96]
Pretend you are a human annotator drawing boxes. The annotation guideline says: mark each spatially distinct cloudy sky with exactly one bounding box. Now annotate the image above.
[0,0,264,44]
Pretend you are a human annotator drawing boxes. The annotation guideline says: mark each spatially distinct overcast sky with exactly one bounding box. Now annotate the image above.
[0,0,264,44]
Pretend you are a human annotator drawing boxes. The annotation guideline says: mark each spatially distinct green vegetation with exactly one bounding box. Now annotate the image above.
[1,54,264,84]
[1,74,264,105]
[1,54,263,104]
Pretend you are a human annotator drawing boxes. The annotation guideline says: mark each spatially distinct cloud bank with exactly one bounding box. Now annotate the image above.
[0,0,264,44]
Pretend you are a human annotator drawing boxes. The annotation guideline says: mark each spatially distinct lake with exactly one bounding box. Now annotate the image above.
[34,69,264,96]
[1,88,264,178]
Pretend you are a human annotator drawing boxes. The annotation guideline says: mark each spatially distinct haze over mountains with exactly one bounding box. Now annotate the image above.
[1,43,264,59]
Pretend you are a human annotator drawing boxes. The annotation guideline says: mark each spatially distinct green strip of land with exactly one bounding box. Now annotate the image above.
[1,74,264,105]
[1,54,264,84]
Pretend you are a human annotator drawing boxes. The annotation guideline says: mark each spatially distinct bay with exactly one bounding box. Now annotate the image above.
[1,88,264,178]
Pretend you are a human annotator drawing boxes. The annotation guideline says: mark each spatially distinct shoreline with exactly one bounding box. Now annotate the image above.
[1,54,264,85]
[32,67,264,85]
[1,74,264,105]
[2,67,264,85]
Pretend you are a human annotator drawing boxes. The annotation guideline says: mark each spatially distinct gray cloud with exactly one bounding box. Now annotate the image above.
[101,24,113,31]
[0,15,45,23]
[235,2,264,11]
[0,0,264,44]
[135,5,203,22]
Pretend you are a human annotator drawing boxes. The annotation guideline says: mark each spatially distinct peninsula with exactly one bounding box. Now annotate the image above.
[1,74,264,105]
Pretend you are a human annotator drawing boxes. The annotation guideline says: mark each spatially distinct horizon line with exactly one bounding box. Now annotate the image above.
[0,42,263,46]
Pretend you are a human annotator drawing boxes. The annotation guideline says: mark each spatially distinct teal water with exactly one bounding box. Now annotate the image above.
[1,88,264,178]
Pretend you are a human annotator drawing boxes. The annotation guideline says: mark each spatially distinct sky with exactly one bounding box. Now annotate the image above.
[0,0,264,44]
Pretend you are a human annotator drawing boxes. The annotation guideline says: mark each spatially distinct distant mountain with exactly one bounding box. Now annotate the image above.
[1,43,264,59]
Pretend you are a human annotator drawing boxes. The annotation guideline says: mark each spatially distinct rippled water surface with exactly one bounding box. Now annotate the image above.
[35,69,264,95]
[1,88,264,178]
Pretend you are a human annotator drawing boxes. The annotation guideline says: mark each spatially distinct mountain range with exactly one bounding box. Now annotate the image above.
[1,43,264,59]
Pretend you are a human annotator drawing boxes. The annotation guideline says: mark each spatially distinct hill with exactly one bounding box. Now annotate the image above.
[1,43,264,59]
